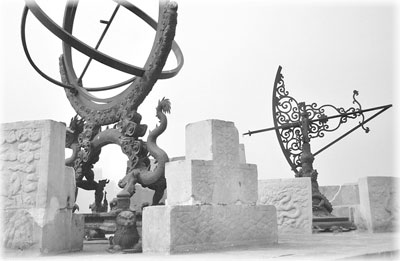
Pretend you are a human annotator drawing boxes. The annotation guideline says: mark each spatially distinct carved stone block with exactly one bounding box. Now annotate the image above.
[185,120,240,164]
[1,120,83,254]
[358,176,398,232]
[142,204,277,253]
[166,120,258,206]
[258,178,312,234]
[165,160,258,205]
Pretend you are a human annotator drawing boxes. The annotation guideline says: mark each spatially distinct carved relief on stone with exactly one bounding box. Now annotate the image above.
[258,178,312,234]
[3,209,36,249]
[1,128,42,209]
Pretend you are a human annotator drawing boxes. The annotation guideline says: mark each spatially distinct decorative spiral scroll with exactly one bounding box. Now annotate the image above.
[272,66,369,173]
[303,90,368,139]
[272,66,303,173]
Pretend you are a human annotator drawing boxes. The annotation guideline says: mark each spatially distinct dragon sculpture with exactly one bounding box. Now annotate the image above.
[64,97,171,209]
[117,98,171,205]
[21,0,183,250]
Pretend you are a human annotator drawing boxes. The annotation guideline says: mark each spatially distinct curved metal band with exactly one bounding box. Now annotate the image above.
[21,0,184,90]
[61,0,178,119]
[61,2,134,104]
[114,0,184,80]
[272,66,299,174]
[21,7,73,89]
[21,5,136,96]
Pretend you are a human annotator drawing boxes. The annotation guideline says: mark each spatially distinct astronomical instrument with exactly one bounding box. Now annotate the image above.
[21,0,184,212]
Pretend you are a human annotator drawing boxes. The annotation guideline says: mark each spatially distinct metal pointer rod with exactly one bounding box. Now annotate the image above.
[313,105,392,156]
[243,104,392,136]
[78,4,121,83]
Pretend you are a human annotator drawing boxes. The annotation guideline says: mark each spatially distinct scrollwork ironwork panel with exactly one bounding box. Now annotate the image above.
[272,67,371,173]
[273,67,303,172]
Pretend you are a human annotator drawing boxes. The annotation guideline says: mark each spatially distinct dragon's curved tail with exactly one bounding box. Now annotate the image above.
[138,98,171,185]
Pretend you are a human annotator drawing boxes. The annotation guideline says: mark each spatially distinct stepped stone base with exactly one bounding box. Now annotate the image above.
[142,204,278,253]
[166,160,257,205]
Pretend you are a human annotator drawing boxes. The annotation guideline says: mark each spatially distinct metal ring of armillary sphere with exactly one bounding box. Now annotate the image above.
[21,0,184,211]
[21,0,184,125]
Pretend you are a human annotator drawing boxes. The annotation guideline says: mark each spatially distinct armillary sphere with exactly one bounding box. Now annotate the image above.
[244,66,392,230]
[21,0,184,124]
[21,0,184,211]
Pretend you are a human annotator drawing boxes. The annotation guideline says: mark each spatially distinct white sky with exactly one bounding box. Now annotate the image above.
[0,0,398,189]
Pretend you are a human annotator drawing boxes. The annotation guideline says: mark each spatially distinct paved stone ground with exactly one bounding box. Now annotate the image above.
[3,232,399,260]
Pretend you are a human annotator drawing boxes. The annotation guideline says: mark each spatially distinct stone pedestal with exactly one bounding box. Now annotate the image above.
[1,120,84,254]
[258,178,312,234]
[358,176,398,233]
[142,120,278,253]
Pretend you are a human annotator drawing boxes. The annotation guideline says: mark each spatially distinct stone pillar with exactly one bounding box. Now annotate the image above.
[358,176,398,233]
[1,120,84,254]
[142,120,278,253]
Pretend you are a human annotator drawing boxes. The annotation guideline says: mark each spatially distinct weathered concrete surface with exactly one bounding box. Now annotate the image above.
[358,176,399,233]
[142,204,278,253]
[0,120,83,254]
[258,178,312,234]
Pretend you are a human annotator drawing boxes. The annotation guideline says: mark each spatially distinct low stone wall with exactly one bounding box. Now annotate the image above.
[320,176,398,233]
[319,183,360,206]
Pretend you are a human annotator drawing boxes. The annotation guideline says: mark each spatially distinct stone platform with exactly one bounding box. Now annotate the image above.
[143,204,277,253]
[9,231,397,260]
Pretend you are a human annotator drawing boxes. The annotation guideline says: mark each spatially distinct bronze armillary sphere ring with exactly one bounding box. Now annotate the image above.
[21,0,184,91]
